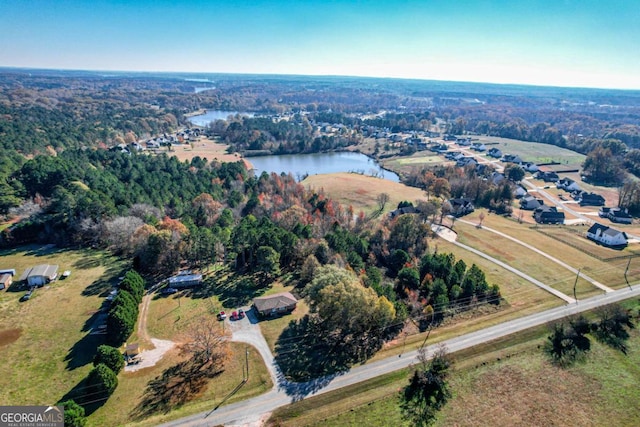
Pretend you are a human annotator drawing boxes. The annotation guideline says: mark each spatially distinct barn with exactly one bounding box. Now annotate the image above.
[19,264,59,287]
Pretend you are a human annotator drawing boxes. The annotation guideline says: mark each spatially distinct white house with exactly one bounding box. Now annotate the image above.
[586,223,627,248]
[557,177,581,192]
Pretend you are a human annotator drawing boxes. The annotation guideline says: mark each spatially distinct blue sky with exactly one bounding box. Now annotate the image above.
[1,0,639,89]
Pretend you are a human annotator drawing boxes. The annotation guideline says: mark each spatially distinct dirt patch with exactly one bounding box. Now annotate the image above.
[0,328,22,348]
[444,357,599,427]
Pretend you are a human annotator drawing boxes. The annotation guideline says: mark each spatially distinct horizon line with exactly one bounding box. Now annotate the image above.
[1,65,640,93]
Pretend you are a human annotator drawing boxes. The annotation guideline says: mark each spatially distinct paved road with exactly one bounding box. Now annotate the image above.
[159,284,640,427]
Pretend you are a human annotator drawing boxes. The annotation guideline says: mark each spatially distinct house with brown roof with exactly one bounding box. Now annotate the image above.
[253,292,298,317]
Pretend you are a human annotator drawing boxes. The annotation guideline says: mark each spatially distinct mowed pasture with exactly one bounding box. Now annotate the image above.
[474,136,586,168]
[461,211,640,289]
[271,314,640,427]
[303,172,428,216]
[451,219,601,300]
[0,246,126,408]
[0,247,273,427]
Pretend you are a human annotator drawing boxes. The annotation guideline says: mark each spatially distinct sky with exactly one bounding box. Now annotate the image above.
[1,0,639,90]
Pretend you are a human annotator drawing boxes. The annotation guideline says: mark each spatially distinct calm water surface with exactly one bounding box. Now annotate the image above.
[248,152,400,182]
[188,110,253,126]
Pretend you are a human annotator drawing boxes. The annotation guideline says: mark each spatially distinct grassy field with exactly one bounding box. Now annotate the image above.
[270,302,640,427]
[0,247,273,427]
[0,245,126,408]
[474,136,586,168]
[452,220,600,299]
[303,172,428,216]
[461,211,640,289]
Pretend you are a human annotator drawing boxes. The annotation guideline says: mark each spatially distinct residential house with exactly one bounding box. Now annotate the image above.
[430,143,448,153]
[456,137,472,145]
[168,273,203,288]
[253,292,298,317]
[514,185,528,199]
[0,269,16,276]
[523,162,539,173]
[533,206,564,224]
[557,177,581,192]
[502,154,523,164]
[445,152,464,161]
[490,172,505,185]
[19,264,59,287]
[0,273,11,291]
[471,143,487,152]
[456,157,478,168]
[536,171,559,182]
[578,192,606,206]
[520,195,544,210]
[389,206,420,219]
[448,198,475,217]
[487,147,503,158]
[586,223,628,248]
[599,207,633,224]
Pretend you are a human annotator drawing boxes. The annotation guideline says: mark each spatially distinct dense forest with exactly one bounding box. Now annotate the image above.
[4,68,640,350]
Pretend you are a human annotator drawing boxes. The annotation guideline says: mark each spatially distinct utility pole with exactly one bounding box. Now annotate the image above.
[244,347,249,382]
[573,268,580,303]
[625,256,632,290]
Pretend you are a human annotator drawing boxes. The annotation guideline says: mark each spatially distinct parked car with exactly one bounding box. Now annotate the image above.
[161,287,178,295]
[61,270,71,279]
[238,308,245,319]
[20,291,32,302]
[217,311,227,320]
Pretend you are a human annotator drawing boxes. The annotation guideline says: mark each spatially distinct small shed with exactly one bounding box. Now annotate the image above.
[253,292,298,317]
[19,264,59,287]
[168,273,203,288]
[0,274,12,291]
[124,343,140,358]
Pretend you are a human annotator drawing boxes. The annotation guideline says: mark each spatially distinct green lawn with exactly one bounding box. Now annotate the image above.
[270,301,640,427]
[0,245,126,408]
[0,248,274,427]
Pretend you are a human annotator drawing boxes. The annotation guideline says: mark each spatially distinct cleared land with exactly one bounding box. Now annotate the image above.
[160,137,252,169]
[0,247,273,427]
[452,220,600,299]
[461,211,640,289]
[474,136,586,168]
[269,305,640,427]
[303,172,428,216]
[0,246,126,409]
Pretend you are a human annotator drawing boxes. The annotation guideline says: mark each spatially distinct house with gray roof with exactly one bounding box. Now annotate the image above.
[19,264,59,287]
[586,223,627,248]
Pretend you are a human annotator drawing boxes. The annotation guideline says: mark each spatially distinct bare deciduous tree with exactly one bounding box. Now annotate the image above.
[377,193,390,212]
[180,318,230,369]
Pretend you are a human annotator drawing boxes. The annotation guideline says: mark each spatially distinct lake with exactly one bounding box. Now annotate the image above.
[188,110,253,126]
[247,152,400,182]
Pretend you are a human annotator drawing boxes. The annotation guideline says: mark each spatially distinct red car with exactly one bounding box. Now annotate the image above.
[238,308,245,319]
[230,311,238,320]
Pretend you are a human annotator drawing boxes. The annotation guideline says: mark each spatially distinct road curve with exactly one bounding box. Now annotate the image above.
[159,285,640,427]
